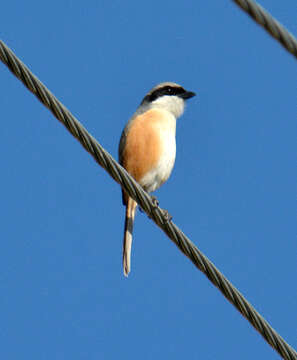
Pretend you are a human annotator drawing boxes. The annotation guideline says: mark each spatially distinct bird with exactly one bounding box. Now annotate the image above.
[118,82,195,276]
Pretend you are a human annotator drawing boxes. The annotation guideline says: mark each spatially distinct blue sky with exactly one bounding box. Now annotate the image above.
[1,1,296,359]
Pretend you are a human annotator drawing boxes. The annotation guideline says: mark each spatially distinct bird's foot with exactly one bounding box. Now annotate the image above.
[151,196,159,207]
[139,196,159,214]
[162,209,172,222]
[150,196,172,222]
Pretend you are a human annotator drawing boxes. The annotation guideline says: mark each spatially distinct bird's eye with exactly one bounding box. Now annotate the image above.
[165,87,174,95]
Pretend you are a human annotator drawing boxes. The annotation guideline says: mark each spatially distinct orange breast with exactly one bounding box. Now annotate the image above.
[121,109,169,182]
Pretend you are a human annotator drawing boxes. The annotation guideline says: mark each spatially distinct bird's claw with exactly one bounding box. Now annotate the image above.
[151,196,159,207]
[139,196,159,214]
[150,196,172,222]
[162,209,172,222]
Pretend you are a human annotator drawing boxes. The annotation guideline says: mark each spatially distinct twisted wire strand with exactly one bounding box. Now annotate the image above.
[232,0,297,59]
[1,40,296,360]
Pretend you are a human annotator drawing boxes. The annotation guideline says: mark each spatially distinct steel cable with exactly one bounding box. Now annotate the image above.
[232,0,297,59]
[1,39,296,360]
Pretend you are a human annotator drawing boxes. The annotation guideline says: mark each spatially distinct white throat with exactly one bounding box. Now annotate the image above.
[151,95,185,119]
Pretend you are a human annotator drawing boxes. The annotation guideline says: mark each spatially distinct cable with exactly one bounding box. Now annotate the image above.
[0,40,296,360]
[232,0,297,59]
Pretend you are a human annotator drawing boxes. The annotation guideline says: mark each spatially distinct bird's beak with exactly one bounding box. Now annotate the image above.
[181,91,196,100]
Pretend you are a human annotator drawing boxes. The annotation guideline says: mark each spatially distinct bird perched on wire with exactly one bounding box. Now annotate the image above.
[119,82,195,277]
